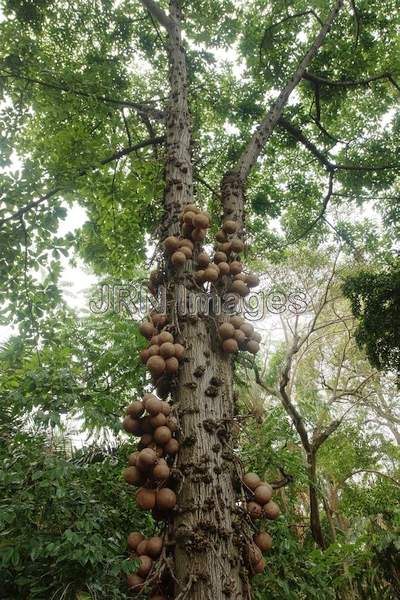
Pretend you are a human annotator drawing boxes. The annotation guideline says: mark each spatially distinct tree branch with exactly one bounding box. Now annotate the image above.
[139,0,174,32]
[303,71,400,93]
[0,136,165,226]
[235,0,344,183]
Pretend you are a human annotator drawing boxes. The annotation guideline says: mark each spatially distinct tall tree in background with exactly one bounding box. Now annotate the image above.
[1,0,400,599]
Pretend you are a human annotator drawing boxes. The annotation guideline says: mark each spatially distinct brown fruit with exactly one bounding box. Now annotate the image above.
[127,532,144,551]
[128,451,139,466]
[164,236,180,253]
[153,459,170,481]
[140,415,154,434]
[158,331,174,344]
[247,501,262,519]
[137,555,153,578]
[222,338,238,353]
[183,210,196,224]
[243,472,261,491]
[150,412,167,428]
[193,212,210,229]
[254,558,266,574]
[263,500,281,520]
[230,315,244,328]
[137,448,158,471]
[124,466,144,486]
[147,536,163,559]
[166,417,178,432]
[180,245,193,259]
[194,269,205,283]
[164,438,179,455]
[136,488,156,510]
[203,267,219,282]
[147,355,166,377]
[127,574,144,591]
[154,426,172,445]
[230,261,243,275]
[191,227,206,242]
[165,356,179,374]
[139,432,153,447]
[126,401,144,419]
[246,273,260,288]
[182,222,194,237]
[197,253,210,267]
[221,242,232,254]
[219,323,235,340]
[240,323,255,338]
[230,238,244,253]
[139,321,155,339]
[254,532,273,553]
[155,446,164,458]
[183,204,199,214]
[150,335,160,346]
[214,251,227,264]
[234,273,247,282]
[160,401,172,416]
[159,342,176,359]
[233,329,246,346]
[230,280,249,297]
[179,238,194,251]
[249,543,263,565]
[122,416,142,435]
[151,313,167,328]
[223,220,238,234]
[174,343,185,360]
[218,261,230,275]
[254,483,273,505]
[246,340,260,355]
[156,488,177,510]
[136,540,148,556]
[215,229,227,242]
[147,344,160,357]
[145,396,163,416]
[171,251,186,267]
[140,348,150,364]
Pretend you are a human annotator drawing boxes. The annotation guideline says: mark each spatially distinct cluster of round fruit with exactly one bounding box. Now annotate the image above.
[243,472,281,522]
[126,532,167,597]
[192,250,259,293]
[179,203,211,241]
[218,316,261,355]
[139,319,185,381]
[164,236,195,267]
[249,531,273,576]
[122,394,178,518]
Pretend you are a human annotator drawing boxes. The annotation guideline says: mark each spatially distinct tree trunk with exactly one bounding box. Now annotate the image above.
[307,451,326,549]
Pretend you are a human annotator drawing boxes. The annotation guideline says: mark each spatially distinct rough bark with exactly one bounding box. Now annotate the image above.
[307,451,326,549]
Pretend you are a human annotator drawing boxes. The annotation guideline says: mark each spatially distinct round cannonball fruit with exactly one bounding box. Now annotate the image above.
[154,426,172,446]
[240,323,255,338]
[160,401,172,416]
[136,488,156,510]
[136,540,148,556]
[218,261,230,275]
[159,331,174,344]
[183,204,199,214]
[147,536,163,559]
[165,357,179,374]
[179,238,194,251]
[183,210,196,224]
[203,267,219,282]
[150,335,160,346]
[127,532,144,551]
[249,544,263,565]
[230,261,243,275]
[243,472,261,491]
[171,251,186,267]
[150,413,167,428]
[153,460,170,481]
[230,315,244,328]
[166,416,178,432]
[147,356,166,377]
[148,344,160,357]
[254,483,273,505]
[230,238,244,253]
[246,273,260,288]
[246,340,260,355]
[219,322,235,339]
[164,438,179,455]
[254,532,273,553]
[159,342,176,359]
[223,220,238,234]
[193,212,210,229]
[124,466,144,486]
[164,236,180,252]
[139,321,155,339]
[191,227,206,242]
[233,329,246,346]
[182,223,193,237]
[180,245,193,259]
[128,451,139,466]
[137,448,157,471]
[139,433,153,447]
[254,558,266,574]
[216,229,227,242]
[221,242,232,254]
[230,280,249,297]
[174,343,185,360]
[140,348,150,364]
[263,500,281,520]
[151,313,167,328]
[122,416,142,435]
[137,555,153,578]
[194,270,205,283]
[156,488,177,510]
[214,251,227,264]
[127,574,144,591]
[144,396,163,416]
[126,401,144,419]
[222,338,238,353]
[197,253,210,267]
[247,501,262,519]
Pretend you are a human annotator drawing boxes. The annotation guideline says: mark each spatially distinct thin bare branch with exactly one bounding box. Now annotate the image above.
[139,0,174,32]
